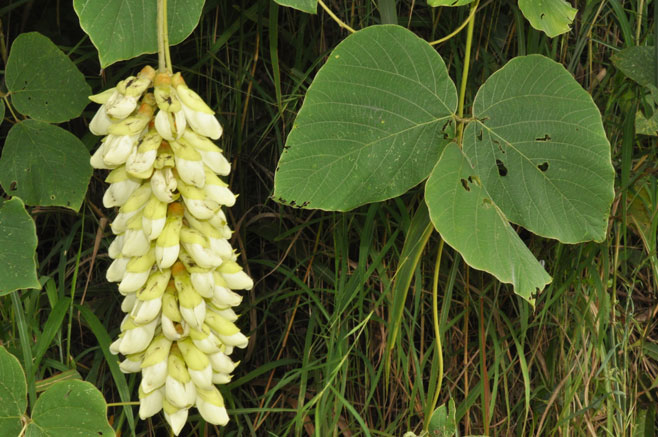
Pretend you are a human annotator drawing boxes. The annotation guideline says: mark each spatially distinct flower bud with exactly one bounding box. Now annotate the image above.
[174,263,206,329]
[101,133,140,167]
[121,292,137,312]
[189,324,221,354]
[140,335,171,393]
[218,260,254,290]
[177,178,219,220]
[119,352,144,373]
[180,227,222,269]
[170,140,205,187]
[181,130,230,175]
[165,347,196,409]
[121,212,150,257]
[106,256,130,282]
[89,87,117,105]
[142,195,167,240]
[119,248,156,294]
[209,350,238,374]
[115,316,158,355]
[162,399,188,436]
[203,169,236,207]
[103,167,142,208]
[150,168,179,203]
[155,204,184,269]
[108,104,153,137]
[89,104,113,136]
[178,339,213,389]
[139,386,164,420]
[195,386,229,426]
[125,130,161,177]
[105,91,138,119]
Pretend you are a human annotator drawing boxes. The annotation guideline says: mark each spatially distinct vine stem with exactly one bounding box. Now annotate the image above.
[157,0,172,72]
[429,1,478,46]
[424,239,445,432]
[456,0,479,144]
[317,0,355,33]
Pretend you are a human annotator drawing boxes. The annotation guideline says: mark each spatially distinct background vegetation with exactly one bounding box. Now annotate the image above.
[0,0,656,435]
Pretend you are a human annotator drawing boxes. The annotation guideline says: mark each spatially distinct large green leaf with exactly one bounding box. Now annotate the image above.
[0,346,27,437]
[0,120,92,211]
[518,0,577,38]
[25,380,114,437]
[74,0,204,68]
[463,55,614,244]
[612,46,656,90]
[274,25,457,211]
[273,0,317,14]
[5,32,91,123]
[425,143,551,302]
[427,0,475,6]
[0,198,40,295]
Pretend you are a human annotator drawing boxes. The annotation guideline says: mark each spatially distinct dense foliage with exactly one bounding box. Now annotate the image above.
[0,0,657,435]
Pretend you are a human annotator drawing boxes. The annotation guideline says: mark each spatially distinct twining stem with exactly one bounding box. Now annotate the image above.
[429,1,479,46]
[424,239,445,431]
[318,0,356,33]
[456,0,479,144]
[157,0,172,72]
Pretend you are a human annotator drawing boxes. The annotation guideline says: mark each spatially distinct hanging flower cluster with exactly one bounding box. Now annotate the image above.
[89,65,253,435]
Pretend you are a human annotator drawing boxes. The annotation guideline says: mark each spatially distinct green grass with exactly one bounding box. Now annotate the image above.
[1,0,657,435]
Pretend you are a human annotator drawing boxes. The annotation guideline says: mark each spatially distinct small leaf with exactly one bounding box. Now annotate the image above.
[0,198,40,295]
[0,120,92,211]
[274,25,457,211]
[427,0,475,6]
[428,399,457,436]
[425,143,551,303]
[635,109,658,136]
[26,380,115,437]
[5,32,91,123]
[273,0,317,14]
[0,346,28,436]
[463,55,614,243]
[74,0,204,68]
[0,99,5,126]
[612,46,657,91]
[518,0,577,38]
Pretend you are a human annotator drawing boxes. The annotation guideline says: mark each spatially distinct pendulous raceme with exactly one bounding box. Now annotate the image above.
[89,65,253,435]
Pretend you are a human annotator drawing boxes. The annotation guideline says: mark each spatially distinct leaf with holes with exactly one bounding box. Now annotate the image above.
[25,380,114,437]
[5,33,91,123]
[425,143,551,303]
[427,0,476,7]
[518,0,577,38]
[612,46,656,91]
[0,120,92,211]
[462,55,614,244]
[274,25,457,211]
[0,346,28,436]
[0,198,40,295]
[74,0,204,67]
[273,0,317,13]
